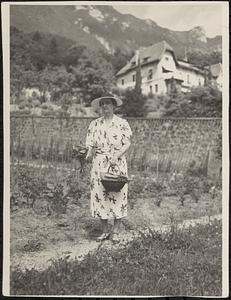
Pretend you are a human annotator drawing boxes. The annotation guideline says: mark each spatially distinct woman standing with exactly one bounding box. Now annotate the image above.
[85,95,132,242]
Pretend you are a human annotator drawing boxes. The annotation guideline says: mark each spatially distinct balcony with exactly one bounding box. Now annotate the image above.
[163,71,184,82]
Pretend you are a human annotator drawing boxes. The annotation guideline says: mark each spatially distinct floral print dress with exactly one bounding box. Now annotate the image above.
[86,114,132,219]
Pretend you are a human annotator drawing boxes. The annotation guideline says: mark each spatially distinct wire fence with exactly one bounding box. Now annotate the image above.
[10,116,222,179]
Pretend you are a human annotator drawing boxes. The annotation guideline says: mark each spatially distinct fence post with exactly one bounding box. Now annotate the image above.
[156,146,159,179]
[202,149,210,177]
[17,131,21,165]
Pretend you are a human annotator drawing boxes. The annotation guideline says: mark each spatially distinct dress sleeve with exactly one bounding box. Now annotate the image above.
[86,120,95,148]
[121,119,132,143]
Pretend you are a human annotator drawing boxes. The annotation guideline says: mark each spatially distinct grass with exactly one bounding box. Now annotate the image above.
[11,219,222,296]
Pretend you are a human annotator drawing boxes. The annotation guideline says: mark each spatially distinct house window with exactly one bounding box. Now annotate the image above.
[121,79,124,85]
[155,84,158,93]
[132,74,136,82]
[199,79,201,86]
[150,85,152,93]
[187,74,190,84]
[148,69,153,80]
[165,56,169,61]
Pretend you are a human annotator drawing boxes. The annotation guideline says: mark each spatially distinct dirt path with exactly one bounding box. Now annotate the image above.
[11,214,221,272]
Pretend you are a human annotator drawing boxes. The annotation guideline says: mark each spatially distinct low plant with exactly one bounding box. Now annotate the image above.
[44,183,69,215]
[154,194,163,207]
[23,239,43,252]
[169,167,215,205]
[12,166,47,208]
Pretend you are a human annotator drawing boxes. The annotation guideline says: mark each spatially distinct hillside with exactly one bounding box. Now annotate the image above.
[10,4,221,59]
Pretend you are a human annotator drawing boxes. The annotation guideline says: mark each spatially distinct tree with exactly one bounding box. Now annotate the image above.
[36,65,75,103]
[187,50,222,68]
[10,64,40,103]
[63,45,87,71]
[70,49,115,105]
[135,53,142,95]
[119,88,147,117]
[101,47,133,74]
[46,37,61,66]
[117,50,147,117]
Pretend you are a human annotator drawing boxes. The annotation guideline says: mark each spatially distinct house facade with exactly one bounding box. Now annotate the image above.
[116,41,205,95]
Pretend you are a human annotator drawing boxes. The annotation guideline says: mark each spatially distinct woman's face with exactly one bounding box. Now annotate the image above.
[100,98,116,116]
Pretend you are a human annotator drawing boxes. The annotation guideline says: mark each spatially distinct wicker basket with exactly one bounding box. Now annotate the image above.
[101,164,128,192]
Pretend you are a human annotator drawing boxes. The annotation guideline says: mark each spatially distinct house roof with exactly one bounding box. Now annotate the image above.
[178,60,204,74]
[116,40,178,77]
[210,63,222,78]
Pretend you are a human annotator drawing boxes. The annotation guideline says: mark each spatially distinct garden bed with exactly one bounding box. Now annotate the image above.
[10,162,222,271]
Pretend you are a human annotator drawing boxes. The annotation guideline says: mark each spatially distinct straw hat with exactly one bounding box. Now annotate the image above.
[91,95,123,110]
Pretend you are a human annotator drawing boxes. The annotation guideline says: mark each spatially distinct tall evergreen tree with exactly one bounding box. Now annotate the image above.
[119,49,147,117]
[134,50,142,94]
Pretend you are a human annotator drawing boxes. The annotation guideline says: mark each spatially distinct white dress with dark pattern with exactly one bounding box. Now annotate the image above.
[86,114,132,219]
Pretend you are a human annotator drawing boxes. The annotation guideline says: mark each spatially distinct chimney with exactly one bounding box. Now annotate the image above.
[135,49,140,66]
[184,47,188,62]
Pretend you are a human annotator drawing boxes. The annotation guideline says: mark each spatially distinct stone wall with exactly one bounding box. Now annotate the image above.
[10,116,222,177]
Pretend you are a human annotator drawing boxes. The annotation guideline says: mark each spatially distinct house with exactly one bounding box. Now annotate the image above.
[116,41,205,95]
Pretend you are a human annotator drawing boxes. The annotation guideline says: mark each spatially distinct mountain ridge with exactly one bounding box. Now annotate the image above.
[10,4,222,58]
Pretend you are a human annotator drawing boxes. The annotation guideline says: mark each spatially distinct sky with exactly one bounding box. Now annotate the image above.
[113,3,223,38]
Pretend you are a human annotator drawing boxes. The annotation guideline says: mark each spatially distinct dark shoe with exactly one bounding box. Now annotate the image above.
[96,232,110,241]
[109,232,121,244]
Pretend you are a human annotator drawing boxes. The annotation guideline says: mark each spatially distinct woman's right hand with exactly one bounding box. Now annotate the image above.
[85,147,95,163]
[86,154,93,163]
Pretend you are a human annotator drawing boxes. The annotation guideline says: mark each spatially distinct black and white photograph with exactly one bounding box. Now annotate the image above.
[2,1,229,297]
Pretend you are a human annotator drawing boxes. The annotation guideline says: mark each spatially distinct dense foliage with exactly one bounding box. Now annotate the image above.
[187,50,222,68]
[162,85,222,117]
[10,27,115,106]
[117,88,147,117]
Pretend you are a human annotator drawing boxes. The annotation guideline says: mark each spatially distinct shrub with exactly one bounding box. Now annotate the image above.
[23,239,43,252]
[119,88,147,117]
[18,103,25,110]
[45,183,69,214]
[41,110,55,116]
[32,99,41,107]
[11,166,47,208]
[162,85,222,117]
[41,103,48,109]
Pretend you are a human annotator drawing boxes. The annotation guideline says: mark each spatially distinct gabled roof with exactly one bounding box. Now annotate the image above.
[210,63,222,78]
[178,60,204,74]
[116,40,178,77]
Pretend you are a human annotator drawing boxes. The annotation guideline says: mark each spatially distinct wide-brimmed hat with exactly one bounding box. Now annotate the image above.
[91,95,123,110]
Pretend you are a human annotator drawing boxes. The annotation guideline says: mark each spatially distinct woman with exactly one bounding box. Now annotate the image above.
[85,95,132,242]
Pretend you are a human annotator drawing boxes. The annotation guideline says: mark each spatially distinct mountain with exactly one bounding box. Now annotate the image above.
[10,4,222,59]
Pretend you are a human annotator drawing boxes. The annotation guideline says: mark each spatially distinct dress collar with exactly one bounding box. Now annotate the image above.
[103,114,116,127]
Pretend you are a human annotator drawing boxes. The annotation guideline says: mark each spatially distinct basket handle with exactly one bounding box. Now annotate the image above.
[107,163,121,175]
